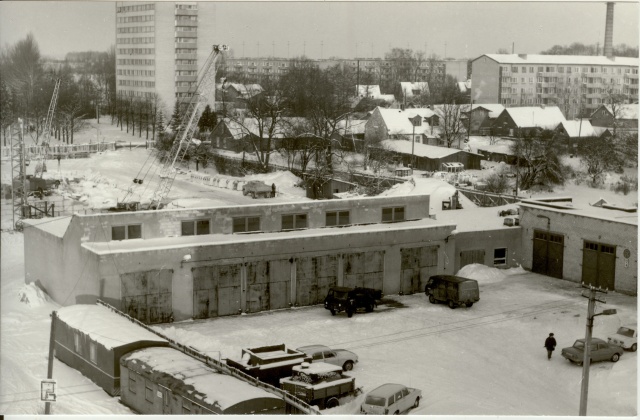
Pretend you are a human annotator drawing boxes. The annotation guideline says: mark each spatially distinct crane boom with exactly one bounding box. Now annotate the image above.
[34,78,61,178]
[146,44,228,210]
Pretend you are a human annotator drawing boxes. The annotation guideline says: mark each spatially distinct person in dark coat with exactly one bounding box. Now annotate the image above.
[544,333,557,360]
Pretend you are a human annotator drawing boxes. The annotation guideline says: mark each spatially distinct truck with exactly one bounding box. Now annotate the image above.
[225,344,311,387]
[242,180,274,199]
[279,362,361,409]
[13,175,61,199]
[324,286,383,318]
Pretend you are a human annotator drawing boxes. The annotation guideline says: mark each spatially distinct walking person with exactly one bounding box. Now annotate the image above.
[544,333,557,360]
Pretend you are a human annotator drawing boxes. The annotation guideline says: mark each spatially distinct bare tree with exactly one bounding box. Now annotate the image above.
[578,136,623,186]
[435,103,467,148]
[510,129,567,190]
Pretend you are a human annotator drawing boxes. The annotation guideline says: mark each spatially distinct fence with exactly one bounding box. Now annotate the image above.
[1,142,117,161]
[458,187,521,207]
[190,173,246,191]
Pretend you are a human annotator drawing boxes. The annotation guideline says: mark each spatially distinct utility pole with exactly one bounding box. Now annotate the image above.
[579,284,616,416]
[45,311,58,414]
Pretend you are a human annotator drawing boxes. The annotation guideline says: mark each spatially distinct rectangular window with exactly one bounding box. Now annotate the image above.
[521,66,526,73]
[382,207,405,223]
[511,66,518,73]
[112,225,142,240]
[326,211,350,226]
[89,341,97,364]
[145,382,154,402]
[181,219,210,236]
[494,248,507,265]
[129,376,136,393]
[232,216,261,233]
[281,214,308,231]
[74,333,81,353]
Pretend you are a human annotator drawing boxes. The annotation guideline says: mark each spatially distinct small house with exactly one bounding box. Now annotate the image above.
[491,106,567,137]
[378,139,482,172]
[121,347,286,414]
[467,104,505,135]
[54,304,169,396]
[225,344,311,387]
[589,104,639,132]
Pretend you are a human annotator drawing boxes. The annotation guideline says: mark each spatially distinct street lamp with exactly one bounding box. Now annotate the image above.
[579,285,617,416]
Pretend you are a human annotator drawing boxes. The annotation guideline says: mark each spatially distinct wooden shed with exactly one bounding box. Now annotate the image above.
[120,347,286,414]
[53,305,169,396]
[377,140,482,172]
[226,344,311,387]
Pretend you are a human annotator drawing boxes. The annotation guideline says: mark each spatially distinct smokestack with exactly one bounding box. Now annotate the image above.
[604,2,614,58]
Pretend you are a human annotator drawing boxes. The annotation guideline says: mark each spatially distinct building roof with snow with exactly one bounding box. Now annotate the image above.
[374,107,437,135]
[471,104,505,118]
[400,82,430,97]
[356,85,382,98]
[556,120,597,138]
[500,106,567,129]
[56,305,168,350]
[602,104,639,120]
[380,139,463,158]
[336,118,367,135]
[476,53,639,67]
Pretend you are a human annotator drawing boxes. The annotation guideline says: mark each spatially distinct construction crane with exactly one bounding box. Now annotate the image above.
[34,78,61,178]
[120,44,228,210]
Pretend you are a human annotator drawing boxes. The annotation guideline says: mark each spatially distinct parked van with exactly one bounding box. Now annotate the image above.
[425,275,480,308]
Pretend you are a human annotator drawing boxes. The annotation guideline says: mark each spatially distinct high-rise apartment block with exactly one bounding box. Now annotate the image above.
[115,1,216,108]
[471,54,639,119]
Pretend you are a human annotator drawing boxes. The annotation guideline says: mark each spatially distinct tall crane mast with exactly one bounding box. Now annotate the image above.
[34,78,61,178]
[143,44,228,210]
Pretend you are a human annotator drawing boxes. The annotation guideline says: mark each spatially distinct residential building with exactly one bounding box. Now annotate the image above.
[115,2,216,106]
[467,104,505,135]
[364,106,441,146]
[470,54,639,118]
[590,103,639,132]
[491,105,567,137]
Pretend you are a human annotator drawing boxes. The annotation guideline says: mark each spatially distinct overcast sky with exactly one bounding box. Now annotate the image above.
[0,1,638,60]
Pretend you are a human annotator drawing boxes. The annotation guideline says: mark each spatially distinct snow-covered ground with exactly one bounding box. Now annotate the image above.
[1,119,637,417]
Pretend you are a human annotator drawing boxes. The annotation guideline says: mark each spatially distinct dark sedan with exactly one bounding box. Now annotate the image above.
[561,338,623,365]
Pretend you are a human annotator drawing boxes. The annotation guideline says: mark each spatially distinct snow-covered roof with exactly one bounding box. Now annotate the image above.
[502,106,566,129]
[556,120,597,138]
[471,104,505,118]
[124,347,279,410]
[400,82,429,97]
[374,107,438,136]
[479,54,639,67]
[221,117,297,139]
[356,85,382,98]
[22,216,72,239]
[56,305,168,350]
[380,139,464,159]
[603,104,639,120]
[336,119,367,135]
[435,204,519,232]
[457,80,471,93]
[519,199,638,225]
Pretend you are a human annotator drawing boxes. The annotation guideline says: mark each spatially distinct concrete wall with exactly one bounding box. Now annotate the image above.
[454,227,523,271]
[470,56,501,104]
[154,2,175,108]
[519,206,638,294]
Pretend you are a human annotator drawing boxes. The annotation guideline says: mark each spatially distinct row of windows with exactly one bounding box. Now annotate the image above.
[118,48,155,55]
[117,4,154,13]
[503,76,627,86]
[117,15,154,23]
[176,16,198,22]
[117,26,154,34]
[117,37,155,45]
[176,26,197,32]
[176,70,197,76]
[117,59,155,66]
[118,80,155,87]
[111,207,408,240]
[176,59,197,65]
[504,65,635,74]
[175,48,197,54]
[176,37,196,43]
[117,69,155,77]
[117,90,156,99]
[176,3,198,9]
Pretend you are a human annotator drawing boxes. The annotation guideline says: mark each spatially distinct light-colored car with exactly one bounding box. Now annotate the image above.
[608,324,638,352]
[561,338,623,365]
[295,345,358,371]
[360,383,422,415]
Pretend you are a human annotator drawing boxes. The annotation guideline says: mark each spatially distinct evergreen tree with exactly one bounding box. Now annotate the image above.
[198,104,217,132]
[169,100,182,133]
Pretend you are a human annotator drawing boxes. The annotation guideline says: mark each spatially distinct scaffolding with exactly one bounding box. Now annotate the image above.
[10,119,28,230]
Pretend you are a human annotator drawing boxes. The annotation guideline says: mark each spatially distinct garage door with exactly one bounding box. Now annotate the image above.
[581,241,616,290]
[532,230,564,279]
[296,255,338,306]
[192,264,242,319]
[343,251,384,290]
[246,259,291,313]
[121,269,173,324]
[400,246,438,294]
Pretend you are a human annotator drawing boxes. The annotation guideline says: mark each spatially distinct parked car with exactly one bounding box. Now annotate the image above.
[296,345,358,371]
[242,180,273,198]
[324,286,383,317]
[425,275,480,308]
[608,324,637,352]
[561,338,623,365]
[360,383,421,415]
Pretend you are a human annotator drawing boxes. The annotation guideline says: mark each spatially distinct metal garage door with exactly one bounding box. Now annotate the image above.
[192,264,242,319]
[400,246,439,294]
[296,255,338,306]
[121,269,173,324]
[460,249,485,269]
[246,259,291,313]
[343,251,384,290]
[532,230,564,279]
[581,241,616,290]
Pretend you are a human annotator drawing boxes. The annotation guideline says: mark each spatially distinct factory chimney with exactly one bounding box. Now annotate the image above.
[604,2,614,59]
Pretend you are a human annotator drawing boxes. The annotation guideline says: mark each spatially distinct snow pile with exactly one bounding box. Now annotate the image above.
[242,170,305,197]
[18,282,51,307]
[456,263,527,284]
[378,177,477,214]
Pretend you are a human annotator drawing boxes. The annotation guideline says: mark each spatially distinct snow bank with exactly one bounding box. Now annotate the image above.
[18,283,52,307]
[456,263,527,284]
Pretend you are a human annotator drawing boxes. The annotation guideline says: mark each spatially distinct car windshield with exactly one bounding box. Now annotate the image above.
[334,291,348,299]
[573,341,585,349]
[616,327,635,337]
[365,396,386,406]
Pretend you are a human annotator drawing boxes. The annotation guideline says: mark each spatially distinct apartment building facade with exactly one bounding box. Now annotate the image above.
[471,54,639,119]
[115,2,216,106]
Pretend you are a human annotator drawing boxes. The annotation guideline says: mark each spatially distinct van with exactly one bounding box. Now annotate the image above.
[425,275,480,308]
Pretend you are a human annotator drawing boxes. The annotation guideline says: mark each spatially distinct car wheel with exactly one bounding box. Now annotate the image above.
[611,353,620,362]
[343,361,354,371]
[448,300,456,309]
[413,397,420,408]
[347,310,354,318]
[428,295,436,304]
[631,343,637,352]
[365,303,374,312]
[325,397,340,409]
[330,308,336,316]
[394,411,400,415]
[466,302,473,308]
[576,360,583,366]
